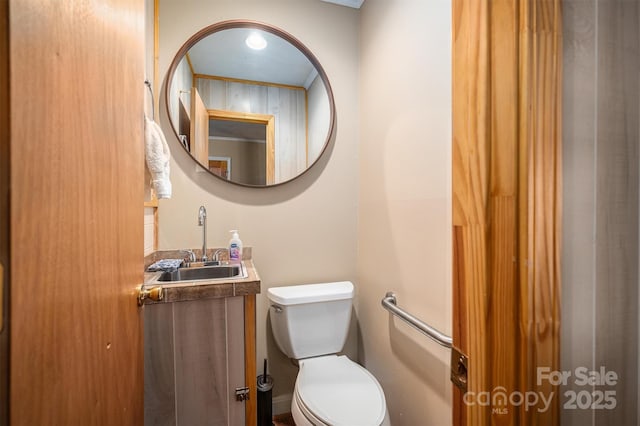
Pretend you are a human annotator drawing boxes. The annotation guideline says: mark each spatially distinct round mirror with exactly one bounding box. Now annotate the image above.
[165,20,336,187]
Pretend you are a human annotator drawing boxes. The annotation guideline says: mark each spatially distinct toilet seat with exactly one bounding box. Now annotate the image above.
[294,355,386,426]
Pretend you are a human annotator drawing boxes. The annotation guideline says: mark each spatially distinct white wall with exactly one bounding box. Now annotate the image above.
[157,0,360,403]
[357,1,453,424]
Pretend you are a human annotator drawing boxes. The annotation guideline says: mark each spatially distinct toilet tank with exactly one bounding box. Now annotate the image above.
[268,281,354,360]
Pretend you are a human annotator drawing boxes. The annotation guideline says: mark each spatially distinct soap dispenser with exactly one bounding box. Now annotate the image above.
[229,230,243,263]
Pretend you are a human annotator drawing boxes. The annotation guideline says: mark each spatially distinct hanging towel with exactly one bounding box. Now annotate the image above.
[144,116,172,199]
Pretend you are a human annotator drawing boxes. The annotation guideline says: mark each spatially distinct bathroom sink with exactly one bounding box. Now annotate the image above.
[158,264,246,282]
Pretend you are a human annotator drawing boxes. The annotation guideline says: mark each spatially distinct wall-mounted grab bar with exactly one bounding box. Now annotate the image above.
[381,292,453,349]
[382,292,468,391]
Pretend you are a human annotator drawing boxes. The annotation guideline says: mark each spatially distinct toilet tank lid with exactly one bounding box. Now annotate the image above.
[268,281,354,305]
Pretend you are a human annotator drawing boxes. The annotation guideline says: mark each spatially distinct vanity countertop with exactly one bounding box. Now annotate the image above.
[142,248,260,304]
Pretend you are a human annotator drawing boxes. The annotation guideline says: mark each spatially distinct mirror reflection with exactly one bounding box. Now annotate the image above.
[166,23,335,187]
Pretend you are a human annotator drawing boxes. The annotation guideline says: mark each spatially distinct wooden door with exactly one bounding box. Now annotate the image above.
[190,87,210,167]
[9,0,145,424]
[452,0,562,425]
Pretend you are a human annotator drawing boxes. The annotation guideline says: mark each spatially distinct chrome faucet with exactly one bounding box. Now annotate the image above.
[198,206,208,262]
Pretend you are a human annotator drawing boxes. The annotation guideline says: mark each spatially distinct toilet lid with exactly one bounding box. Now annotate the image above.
[296,355,386,426]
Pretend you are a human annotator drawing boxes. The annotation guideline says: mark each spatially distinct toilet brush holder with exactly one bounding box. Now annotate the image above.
[257,373,273,426]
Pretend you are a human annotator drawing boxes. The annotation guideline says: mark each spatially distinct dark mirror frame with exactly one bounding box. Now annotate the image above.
[164,20,336,188]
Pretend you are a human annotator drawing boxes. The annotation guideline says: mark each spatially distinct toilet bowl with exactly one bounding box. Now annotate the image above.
[268,282,390,426]
[292,355,390,426]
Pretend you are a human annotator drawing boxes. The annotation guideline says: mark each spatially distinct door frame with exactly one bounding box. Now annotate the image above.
[0,0,9,423]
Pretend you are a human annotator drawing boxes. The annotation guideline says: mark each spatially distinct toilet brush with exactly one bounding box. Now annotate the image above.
[257,358,273,426]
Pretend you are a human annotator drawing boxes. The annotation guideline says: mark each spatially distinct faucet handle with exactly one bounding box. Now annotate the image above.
[181,249,196,263]
[212,248,228,262]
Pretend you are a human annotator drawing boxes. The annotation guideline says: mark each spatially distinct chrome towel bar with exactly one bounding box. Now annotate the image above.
[381,292,453,349]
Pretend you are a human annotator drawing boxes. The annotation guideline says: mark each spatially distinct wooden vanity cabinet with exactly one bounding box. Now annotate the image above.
[144,295,256,426]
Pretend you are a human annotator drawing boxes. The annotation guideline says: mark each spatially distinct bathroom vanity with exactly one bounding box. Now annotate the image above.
[141,249,260,426]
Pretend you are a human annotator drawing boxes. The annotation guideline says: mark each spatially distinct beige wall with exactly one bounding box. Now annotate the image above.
[358,0,452,424]
[157,0,360,405]
[158,0,453,421]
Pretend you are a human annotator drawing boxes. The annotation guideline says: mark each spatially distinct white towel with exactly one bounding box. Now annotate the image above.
[144,116,172,199]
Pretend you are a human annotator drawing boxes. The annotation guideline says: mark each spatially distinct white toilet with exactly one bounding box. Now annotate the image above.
[268,281,390,426]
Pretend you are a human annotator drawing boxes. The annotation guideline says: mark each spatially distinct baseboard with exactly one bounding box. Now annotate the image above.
[272,393,292,415]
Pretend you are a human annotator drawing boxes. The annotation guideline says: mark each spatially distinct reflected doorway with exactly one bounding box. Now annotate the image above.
[208,110,275,185]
